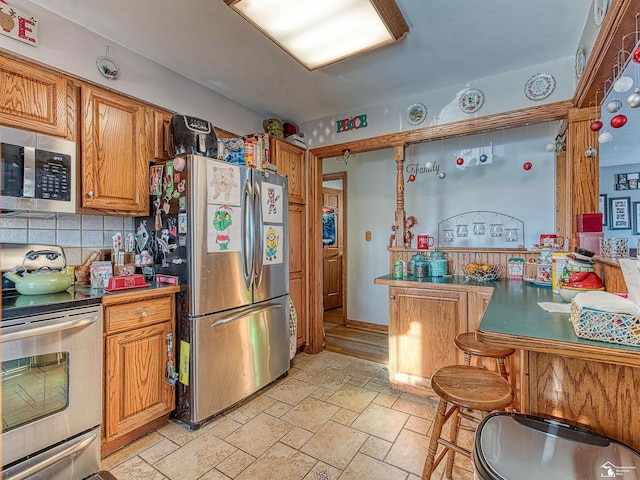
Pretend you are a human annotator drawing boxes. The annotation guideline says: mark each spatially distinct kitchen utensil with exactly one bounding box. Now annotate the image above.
[3,249,72,295]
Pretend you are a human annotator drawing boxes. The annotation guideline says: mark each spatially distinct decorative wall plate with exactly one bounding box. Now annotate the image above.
[594,0,611,26]
[524,73,555,101]
[459,88,484,114]
[406,103,427,125]
[575,47,586,79]
[96,56,120,80]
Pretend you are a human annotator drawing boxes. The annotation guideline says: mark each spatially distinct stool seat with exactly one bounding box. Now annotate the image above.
[454,332,515,358]
[430,365,514,411]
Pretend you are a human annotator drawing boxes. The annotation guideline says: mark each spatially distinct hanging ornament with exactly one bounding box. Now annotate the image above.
[479,154,488,163]
[545,142,556,152]
[627,89,640,108]
[438,172,446,179]
[598,131,613,144]
[585,147,597,157]
[613,76,634,93]
[610,114,628,128]
[408,174,416,182]
[634,47,640,63]
[456,157,464,166]
[606,99,623,113]
[425,161,433,169]
[523,162,532,171]
[589,120,603,131]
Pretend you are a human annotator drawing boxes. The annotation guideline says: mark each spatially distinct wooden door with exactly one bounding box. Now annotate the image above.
[323,187,344,311]
[289,203,307,347]
[81,84,149,214]
[104,321,174,441]
[0,53,68,137]
[272,137,306,204]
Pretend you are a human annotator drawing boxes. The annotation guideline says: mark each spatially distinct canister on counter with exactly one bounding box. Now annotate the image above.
[427,249,448,277]
[415,259,429,278]
[410,253,426,276]
[393,260,406,279]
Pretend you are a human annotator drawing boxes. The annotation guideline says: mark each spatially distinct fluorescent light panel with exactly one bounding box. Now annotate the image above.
[225,0,408,70]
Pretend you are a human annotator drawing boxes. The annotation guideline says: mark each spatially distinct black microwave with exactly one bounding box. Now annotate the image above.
[0,126,77,214]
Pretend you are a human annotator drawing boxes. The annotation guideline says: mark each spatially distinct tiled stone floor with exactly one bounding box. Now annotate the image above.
[102,351,476,479]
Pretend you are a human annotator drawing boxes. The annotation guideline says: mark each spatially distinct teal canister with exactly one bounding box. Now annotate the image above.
[410,253,426,275]
[427,249,448,277]
[415,259,429,278]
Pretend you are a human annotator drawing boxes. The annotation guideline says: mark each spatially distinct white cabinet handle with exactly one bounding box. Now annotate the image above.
[389,295,396,299]
[87,190,94,197]
[140,311,148,317]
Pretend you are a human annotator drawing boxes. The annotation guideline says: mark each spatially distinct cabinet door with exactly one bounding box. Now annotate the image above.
[289,204,306,347]
[104,321,175,440]
[0,54,68,137]
[388,287,467,392]
[153,109,173,161]
[81,84,149,214]
[272,138,306,204]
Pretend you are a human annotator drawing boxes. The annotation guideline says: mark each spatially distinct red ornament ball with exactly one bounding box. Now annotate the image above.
[611,114,627,128]
[456,157,464,166]
[633,47,640,63]
[408,174,416,182]
[523,162,532,171]
[590,120,603,132]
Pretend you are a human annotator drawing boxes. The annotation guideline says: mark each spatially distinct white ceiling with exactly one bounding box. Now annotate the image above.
[31,0,592,124]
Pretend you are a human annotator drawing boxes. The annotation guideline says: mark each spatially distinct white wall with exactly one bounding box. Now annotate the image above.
[300,57,575,149]
[1,0,265,135]
[323,123,556,326]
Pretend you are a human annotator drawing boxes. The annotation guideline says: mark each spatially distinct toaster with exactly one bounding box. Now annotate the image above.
[168,114,218,158]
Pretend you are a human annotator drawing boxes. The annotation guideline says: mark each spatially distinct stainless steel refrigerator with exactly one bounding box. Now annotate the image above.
[137,155,290,429]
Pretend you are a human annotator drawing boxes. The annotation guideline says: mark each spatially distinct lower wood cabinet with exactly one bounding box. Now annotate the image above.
[388,286,467,394]
[101,287,179,457]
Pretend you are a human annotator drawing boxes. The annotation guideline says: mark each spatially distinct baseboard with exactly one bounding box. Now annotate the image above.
[345,318,388,334]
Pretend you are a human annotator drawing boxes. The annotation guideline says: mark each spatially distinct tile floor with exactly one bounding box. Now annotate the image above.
[102,351,476,480]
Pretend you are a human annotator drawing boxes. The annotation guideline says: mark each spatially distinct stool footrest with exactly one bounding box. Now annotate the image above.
[437,438,471,458]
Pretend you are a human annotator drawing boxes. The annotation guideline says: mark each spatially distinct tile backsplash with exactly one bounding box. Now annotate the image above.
[0,214,135,266]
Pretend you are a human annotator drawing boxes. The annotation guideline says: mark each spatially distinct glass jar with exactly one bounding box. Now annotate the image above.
[427,249,448,277]
[410,253,426,275]
[415,259,429,278]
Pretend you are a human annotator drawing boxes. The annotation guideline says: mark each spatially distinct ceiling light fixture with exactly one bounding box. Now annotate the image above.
[224,0,409,71]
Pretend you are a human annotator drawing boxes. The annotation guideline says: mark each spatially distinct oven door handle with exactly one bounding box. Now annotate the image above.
[3,432,97,480]
[0,314,99,343]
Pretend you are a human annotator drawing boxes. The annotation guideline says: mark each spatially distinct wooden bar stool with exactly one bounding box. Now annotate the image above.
[422,365,514,480]
[454,332,515,380]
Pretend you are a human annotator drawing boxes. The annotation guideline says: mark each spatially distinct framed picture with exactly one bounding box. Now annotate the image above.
[600,194,607,226]
[618,173,628,184]
[609,196,632,230]
[631,179,639,189]
[628,173,640,180]
[634,202,640,235]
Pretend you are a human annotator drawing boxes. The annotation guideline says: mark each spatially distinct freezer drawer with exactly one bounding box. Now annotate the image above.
[191,295,290,425]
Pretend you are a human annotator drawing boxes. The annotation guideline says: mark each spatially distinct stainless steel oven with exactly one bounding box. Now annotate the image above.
[1,305,102,480]
[0,126,76,214]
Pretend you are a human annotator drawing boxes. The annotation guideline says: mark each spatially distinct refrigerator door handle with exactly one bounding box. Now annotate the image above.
[242,179,254,290]
[253,180,265,288]
[209,302,283,328]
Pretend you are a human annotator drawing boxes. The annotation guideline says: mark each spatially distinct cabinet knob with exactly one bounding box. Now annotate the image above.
[87,190,94,197]
[389,295,395,300]
[140,311,148,317]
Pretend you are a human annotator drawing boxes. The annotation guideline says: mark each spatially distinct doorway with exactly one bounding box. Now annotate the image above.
[322,172,346,326]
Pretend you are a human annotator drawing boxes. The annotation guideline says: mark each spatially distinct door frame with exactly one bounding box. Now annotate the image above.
[322,172,347,324]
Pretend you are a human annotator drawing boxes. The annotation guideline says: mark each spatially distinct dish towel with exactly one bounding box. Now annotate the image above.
[537,302,571,313]
[289,298,297,360]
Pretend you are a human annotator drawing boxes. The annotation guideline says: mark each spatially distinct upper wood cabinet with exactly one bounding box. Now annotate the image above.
[81,84,149,215]
[0,54,68,137]
[153,109,173,161]
[272,137,306,204]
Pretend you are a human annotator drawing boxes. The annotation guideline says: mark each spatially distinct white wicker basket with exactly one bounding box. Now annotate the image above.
[569,301,640,347]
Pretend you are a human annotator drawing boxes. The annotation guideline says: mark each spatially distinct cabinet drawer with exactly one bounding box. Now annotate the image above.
[105,296,173,334]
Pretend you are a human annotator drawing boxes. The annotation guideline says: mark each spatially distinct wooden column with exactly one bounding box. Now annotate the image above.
[393,143,406,247]
[563,106,600,248]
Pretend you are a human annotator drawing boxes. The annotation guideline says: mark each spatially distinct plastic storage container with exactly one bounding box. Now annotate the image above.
[474,412,640,480]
